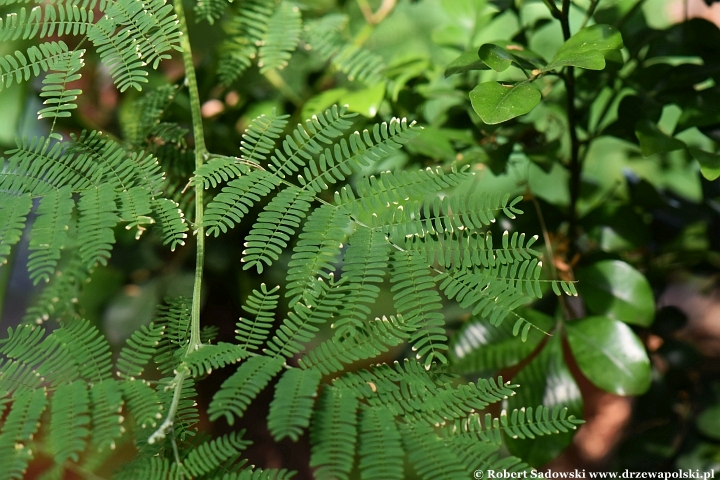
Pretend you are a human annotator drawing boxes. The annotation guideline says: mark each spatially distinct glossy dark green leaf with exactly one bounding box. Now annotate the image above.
[469,82,541,124]
[445,50,489,77]
[505,335,582,466]
[688,147,720,181]
[576,260,655,327]
[697,405,720,440]
[635,121,686,157]
[545,24,623,71]
[448,308,554,373]
[479,44,513,72]
[566,316,652,396]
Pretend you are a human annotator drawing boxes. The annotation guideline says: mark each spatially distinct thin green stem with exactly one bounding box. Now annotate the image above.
[559,0,582,259]
[581,0,600,29]
[175,0,206,352]
[148,0,206,449]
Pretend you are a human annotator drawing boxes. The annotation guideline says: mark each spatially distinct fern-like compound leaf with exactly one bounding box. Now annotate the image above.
[358,406,404,480]
[47,381,90,464]
[240,109,289,164]
[331,228,389,332]
[403,230,541,271]
[118,185,155,238]
[203,170,281,237]
[52,319,113,382]
[390,250,447,368]
[116,322,165,379]
[182,342,249,377]
[268,105,356,179]
[235,283,280,351]
[0,193,32,266]
[122,84,179,145]
[0,324,79,394]
[299,315,409,375]
[0,5,94,42]
[400,421,467,480]
[89,379,124,452]
[258,2,301,73]
[439,268,529,327]
[267,368,322,441]
[23,254,89,323]
[0,41,73,91]
[193,156,251,189]
[310,387,358,480]
[303,15,384,85]
[208,354,285,425]
[88,0,182,91]
[336,167,471,218]
[301,118,420,193]
[152,197,188,251]
[223,469,297,480]
[76,184,119,269]
[37,49,84,120]
[27,186,73,284]
[0,388,47,480]
[120,379,163,430]
[194,0,231,24]
[285,205,349,306]
[499,406,584,440]
[377,193,522,237]
[242,186,315,273]
[266,278,345,357]
[183,431,252,477]
[217,0,274,84]
[68,130,165,193]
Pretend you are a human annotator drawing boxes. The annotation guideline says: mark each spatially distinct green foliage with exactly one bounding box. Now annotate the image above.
[8,0,707,475]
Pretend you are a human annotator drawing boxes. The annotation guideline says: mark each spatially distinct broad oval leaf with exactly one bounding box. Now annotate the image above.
[445,50,489,77]
[697,405,720,440]
[576,259,655,327]
[545,24,623,71]
[504,335,583,466]
[470,82,541,124]
[479,44,513,72]
[688,147,720,181]
[566,316,652,396]
[635,121,686,157]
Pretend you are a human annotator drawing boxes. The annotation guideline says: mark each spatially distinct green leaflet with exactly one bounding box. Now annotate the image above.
[310,387,358,480]
[358,406,404,480]
[208,355,285,425]
[258,1,301,73]
[0,193,32,266]
[268,368,322,441]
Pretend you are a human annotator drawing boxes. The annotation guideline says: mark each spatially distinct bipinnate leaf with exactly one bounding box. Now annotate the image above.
[544,24,623,71]
[470,82,541,124]
[504,335,582,466]
[566,316,651,396]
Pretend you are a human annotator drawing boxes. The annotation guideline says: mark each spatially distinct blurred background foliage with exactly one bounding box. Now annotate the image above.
[3,0,720,476]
